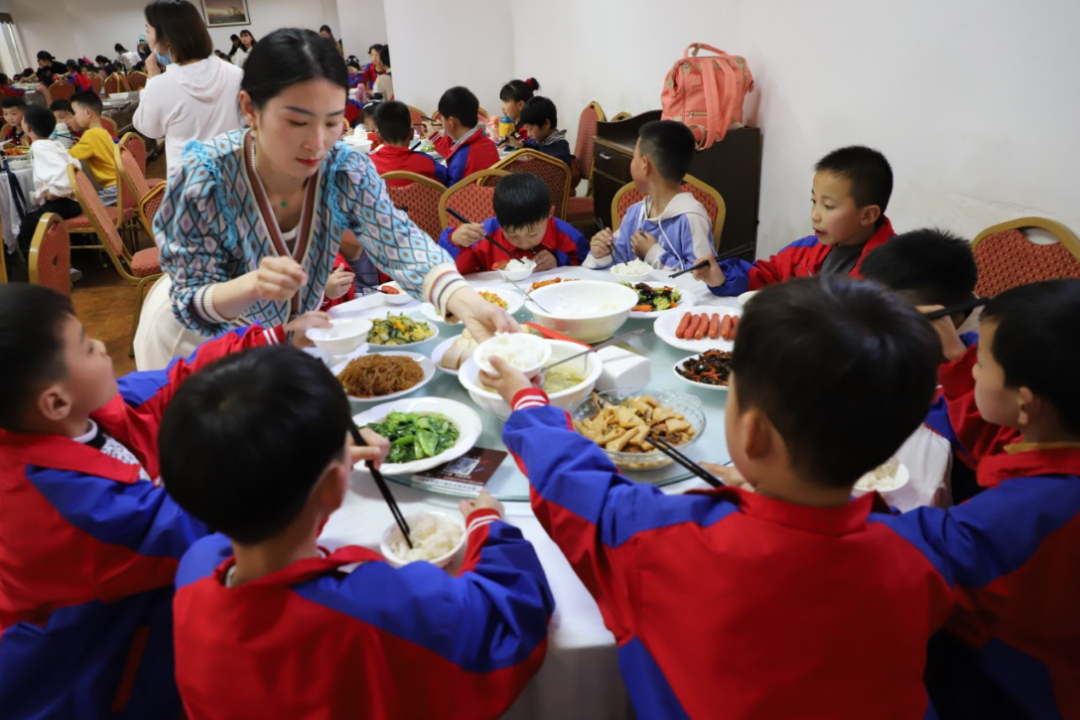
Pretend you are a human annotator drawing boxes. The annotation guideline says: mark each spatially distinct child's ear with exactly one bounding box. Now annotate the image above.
[36,384,74,424]
[859,204,882,227]
[1016,386,1039,428]
[741,407,773,461]
[548,206,555,220]
[312,452,350,514]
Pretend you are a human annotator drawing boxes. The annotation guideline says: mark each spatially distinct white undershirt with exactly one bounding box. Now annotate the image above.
[74,419,151,482]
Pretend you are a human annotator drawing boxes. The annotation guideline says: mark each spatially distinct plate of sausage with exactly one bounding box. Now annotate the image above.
[653,309,741,353]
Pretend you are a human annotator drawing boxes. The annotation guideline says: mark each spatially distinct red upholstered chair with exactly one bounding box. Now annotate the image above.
[90,75,103,96]
[565,101,607,225]
[438,169,511,231]
[28,213,72,295]
[972,218,1080,297]
[381,171,446,240]
[611,174,726,250]
[101,115,119,139]
[127,72,147,90]
[68,165,162,354]
[139,182,166,236]
[494,149,572,221]
[48,81,74,101]
[115,135,165,236]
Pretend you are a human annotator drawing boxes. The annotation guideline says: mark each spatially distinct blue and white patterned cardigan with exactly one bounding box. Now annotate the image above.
[155,129,461,335]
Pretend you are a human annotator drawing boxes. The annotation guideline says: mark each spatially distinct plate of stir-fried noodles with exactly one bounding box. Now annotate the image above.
[331,352,436,402]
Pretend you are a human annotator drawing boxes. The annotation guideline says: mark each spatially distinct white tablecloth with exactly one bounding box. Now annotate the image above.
[0,165,37,253]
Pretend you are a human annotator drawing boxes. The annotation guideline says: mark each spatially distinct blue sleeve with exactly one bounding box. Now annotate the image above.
[437,226,461,258]
[709,258,753,296]
[555,218,590,261]
[429,156,449,186]
[445,148,467,186]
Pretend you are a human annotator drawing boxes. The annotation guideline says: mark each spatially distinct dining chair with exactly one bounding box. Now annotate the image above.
[27,213,71,295]
[438,169,511,231]
[494,149,572,221]
[564,101,607,225]
[127,72,147,91]
[972,217,1080,296]
[381,171,446,240]
[90,75,104,96]
[611,174,726,250]
[48,81,74,101]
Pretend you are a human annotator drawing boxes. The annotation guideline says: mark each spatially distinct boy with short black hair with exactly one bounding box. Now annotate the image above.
[438,172,587,274]
[428,86,500,186]
[49,98,78,146]
[696,145,895,293]
[17,105,82,255]
[369,100,447,186]
[584,119,713,272]
[2,96,28,146]
[484,275,959,718]
[0,284,324,719]
[896,279,1080,720]
[69,91,118,206]
[163,346,554,719]
[512,96,571,167]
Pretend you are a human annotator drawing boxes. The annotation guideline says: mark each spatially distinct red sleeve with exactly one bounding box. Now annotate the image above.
[433,134,453,159]
[940,343,1021,466]
[458,508,503,574]
[746,242,813,289]
[465,139,500,176]
[453,246,485,275]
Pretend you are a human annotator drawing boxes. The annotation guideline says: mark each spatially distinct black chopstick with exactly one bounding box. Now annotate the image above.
[646,433,723,487]
[924,296,991,321]
[409,140,421,151]
[595,216,630,266]
[446,208,519,261]
[349,423,413,548]
[669,243,755,279]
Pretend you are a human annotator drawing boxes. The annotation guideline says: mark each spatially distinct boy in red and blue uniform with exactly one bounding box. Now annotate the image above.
[0,284,326,720]
[506,96,572,168]
[369,100,448,186]
[861,228,1019,503]
[695,145,895,294]
[438,172,587,275]
[428,86,500,186]
[163,346,554,720]
[896,280,1080,720]
[484,276,956,719]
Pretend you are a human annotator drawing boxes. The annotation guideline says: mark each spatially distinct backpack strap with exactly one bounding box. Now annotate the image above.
[685,42,727,58]
[698,57,738,149]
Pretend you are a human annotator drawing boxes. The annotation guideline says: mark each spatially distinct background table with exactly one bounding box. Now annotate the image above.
[319,264,951,719]
[0,165,37,254]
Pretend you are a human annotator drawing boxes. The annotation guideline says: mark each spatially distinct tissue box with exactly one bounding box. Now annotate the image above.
[595,345,651,392]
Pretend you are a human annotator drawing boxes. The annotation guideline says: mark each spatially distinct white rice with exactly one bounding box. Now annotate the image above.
[505,258,536,271]
[612,259,652,276]
[476,333,547,372]
[387,514,464,563]
[855,458,903,492]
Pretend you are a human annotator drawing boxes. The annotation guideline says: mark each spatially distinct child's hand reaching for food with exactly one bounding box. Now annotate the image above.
[349,427,391,470]
[917,306,968,362]
[692,254,726,287]
[460,489,505,520]
[283,311,332,348]
[481,355,536,406]
[324,266,355,300]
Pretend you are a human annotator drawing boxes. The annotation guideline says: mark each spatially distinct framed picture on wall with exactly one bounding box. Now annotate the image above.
[201,0,251,27]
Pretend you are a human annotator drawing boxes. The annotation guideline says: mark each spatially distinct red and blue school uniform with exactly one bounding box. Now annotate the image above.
[708,217,895,296]
[433,127,500,186]
[0,325,283,720]
[438,216,588,275]
[502,389,956,719]
[370,144,448,186]
[359,62,384,90]
[172,509,554,719]
[897,444,1080,719]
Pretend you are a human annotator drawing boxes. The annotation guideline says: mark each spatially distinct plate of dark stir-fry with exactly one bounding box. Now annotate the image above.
[674,349,733,391]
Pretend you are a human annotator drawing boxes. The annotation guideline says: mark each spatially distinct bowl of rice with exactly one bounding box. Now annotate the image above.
[380,511,466,568]
[610,259,653,284]
[473,332,552,378]
[500,258,536,282]
[526,280,639,343]
[852,458,910,496]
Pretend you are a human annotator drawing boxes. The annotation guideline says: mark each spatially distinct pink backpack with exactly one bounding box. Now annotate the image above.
[661,43,754,149]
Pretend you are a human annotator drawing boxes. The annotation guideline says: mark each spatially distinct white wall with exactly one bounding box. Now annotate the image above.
[382,0,514,116]
[335,0,386,61]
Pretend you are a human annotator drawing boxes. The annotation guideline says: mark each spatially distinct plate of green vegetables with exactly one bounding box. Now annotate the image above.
[353,398,483,475]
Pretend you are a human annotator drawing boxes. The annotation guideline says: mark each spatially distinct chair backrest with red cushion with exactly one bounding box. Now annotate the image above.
[128,72,147,90]
[69,165,126,261]
[972,221,1080,296]
[28,214,72,295]
[438,170,510,230]
[382,171,445,240]
[495,149,571,220]
[49,82,74,101]
[90,75,103,96]
[574,102,605,185]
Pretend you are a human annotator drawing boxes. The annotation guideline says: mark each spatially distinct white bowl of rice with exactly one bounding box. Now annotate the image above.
[473,332,552,378]
[853,458,910,496]
[500,258,536,282]
[610,259,653,284]
[380,511,466,568]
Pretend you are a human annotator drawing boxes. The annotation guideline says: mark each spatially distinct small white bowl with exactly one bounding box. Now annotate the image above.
[379,281,413,306]
[380,511,467,569]
[305,317,373,356]
[474,332,552,378]
[610,263,653,284]
[738,290,759,305]
[499,261,536,282]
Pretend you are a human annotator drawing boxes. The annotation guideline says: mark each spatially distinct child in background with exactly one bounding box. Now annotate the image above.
[584,120,712,272]
[65,59,92,93]
[485,276,955,719]
[439,172,587,275]
[497,78,539,142]
[428,86,500,186]
[49,99,78,147]
[162,346,554,720]
[17,106,82,256]
[318,254,356,311]
[359,43,386,90]
[894,280,1080,720]
[2,97,28,146]
[0,73,25,98]
[369,100,447,186]
[510,96,572,167]
[860,228,1014,503]
[68,91,118,206]
[695,145,895,294]
[0,285,328,720]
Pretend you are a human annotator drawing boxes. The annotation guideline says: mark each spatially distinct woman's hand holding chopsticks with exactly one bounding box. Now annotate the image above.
[350,427,391,470]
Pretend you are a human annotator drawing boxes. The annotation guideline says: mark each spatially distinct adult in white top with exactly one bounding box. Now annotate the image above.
[232,30,255,70]
[372,45,393,99]
[114,43,141,72]
[134,0,243,179]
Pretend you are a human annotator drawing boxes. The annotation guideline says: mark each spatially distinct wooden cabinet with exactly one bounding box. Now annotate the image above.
[592,110,762,259]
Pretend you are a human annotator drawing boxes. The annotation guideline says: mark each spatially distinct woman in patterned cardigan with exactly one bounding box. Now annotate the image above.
[137,28,511,369]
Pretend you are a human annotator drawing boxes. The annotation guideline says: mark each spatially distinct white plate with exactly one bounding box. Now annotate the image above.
[366,313,440,350]
[672,354,730,392]
[430,335,462,376]
[419,287,522,324]
[654,309,740,353]
[331,351,436,402]
[353,397,483,475]
[329,292,422,319]
[620,281,696,319]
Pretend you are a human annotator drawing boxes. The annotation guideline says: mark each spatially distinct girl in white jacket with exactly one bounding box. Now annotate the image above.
[134,0,243,179]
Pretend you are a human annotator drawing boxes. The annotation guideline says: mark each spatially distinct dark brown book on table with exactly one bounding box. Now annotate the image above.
[412,447,508,494]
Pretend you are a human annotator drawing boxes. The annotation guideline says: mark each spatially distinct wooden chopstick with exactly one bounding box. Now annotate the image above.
[350,423,413,548]
[924,296,991,321]
[668,243,755,279]
[446,208,520,261]
[595,216,629,266]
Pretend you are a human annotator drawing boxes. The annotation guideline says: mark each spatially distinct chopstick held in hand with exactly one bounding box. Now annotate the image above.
[669,243,755,279]
[447,207,519,261]
[349,423,413,548]
[923,296,990,321]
